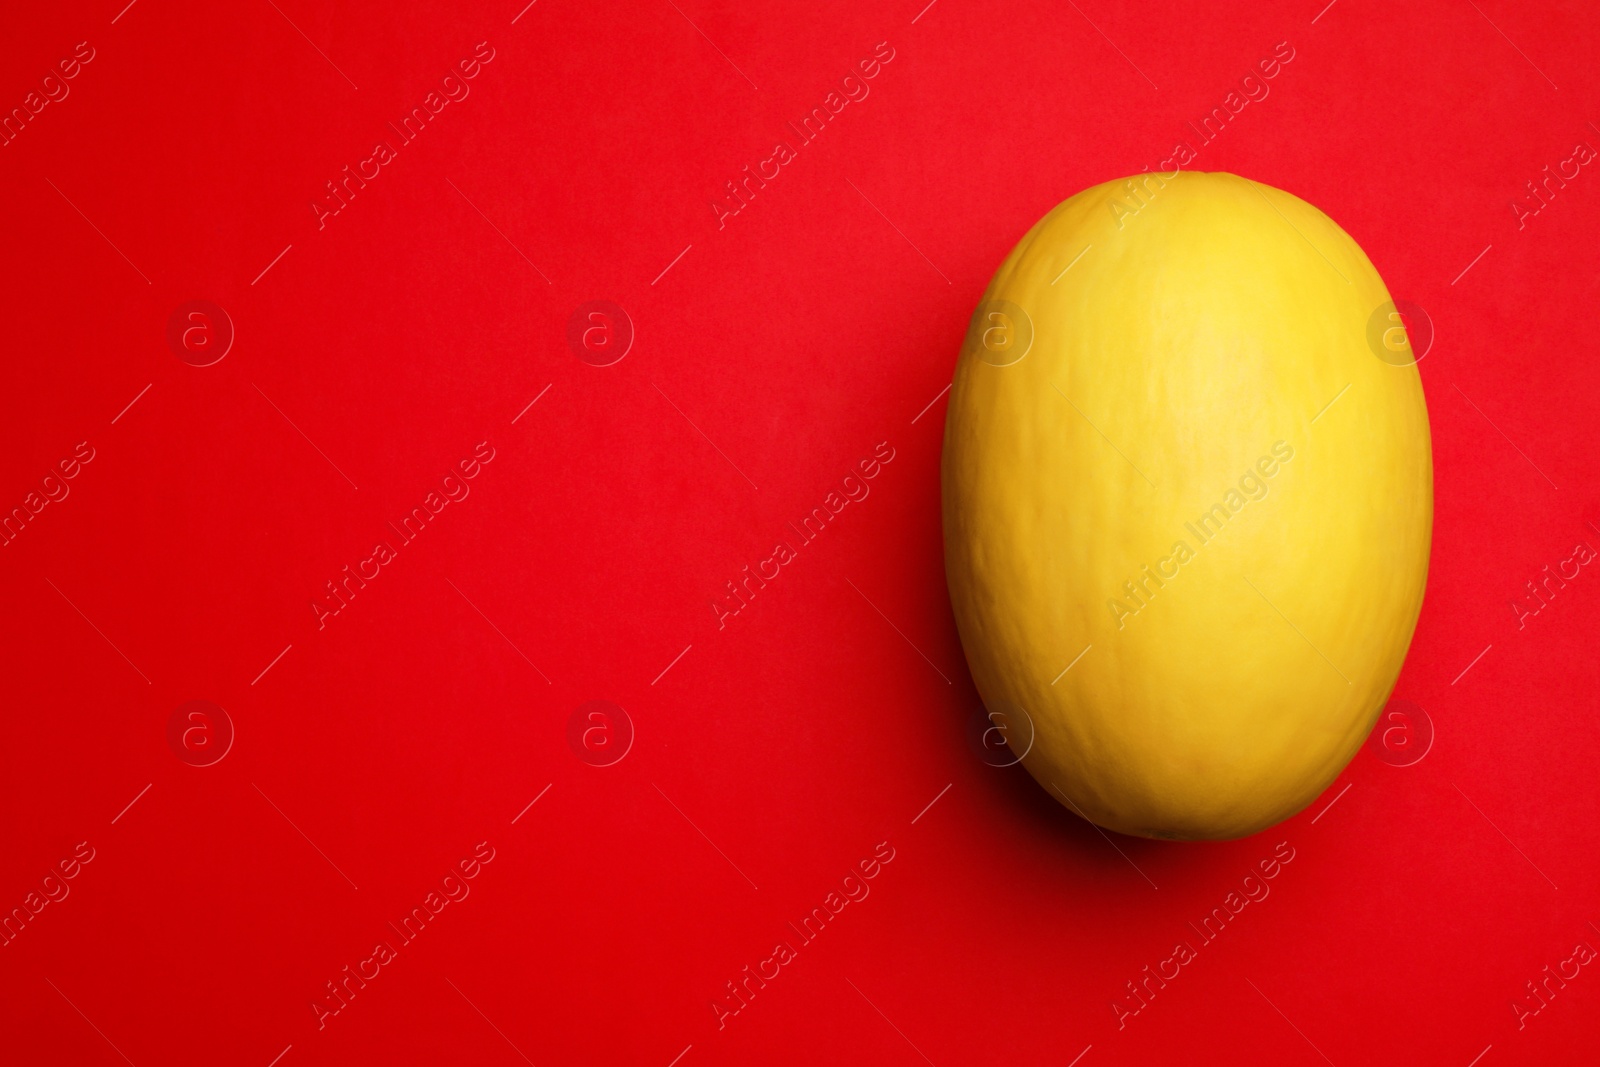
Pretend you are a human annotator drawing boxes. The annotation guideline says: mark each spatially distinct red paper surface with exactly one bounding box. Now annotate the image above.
[2,2,1597,1065]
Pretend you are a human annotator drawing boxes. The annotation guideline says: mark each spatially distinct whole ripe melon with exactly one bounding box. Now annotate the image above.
[941,171,1432,840]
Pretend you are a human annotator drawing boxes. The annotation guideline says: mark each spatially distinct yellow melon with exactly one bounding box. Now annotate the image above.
[942,171,1432,839]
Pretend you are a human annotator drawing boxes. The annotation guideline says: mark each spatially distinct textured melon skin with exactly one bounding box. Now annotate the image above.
[941,172,1432,840]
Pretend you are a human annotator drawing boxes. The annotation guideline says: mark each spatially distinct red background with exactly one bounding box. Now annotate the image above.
[2,1,1598,1064]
